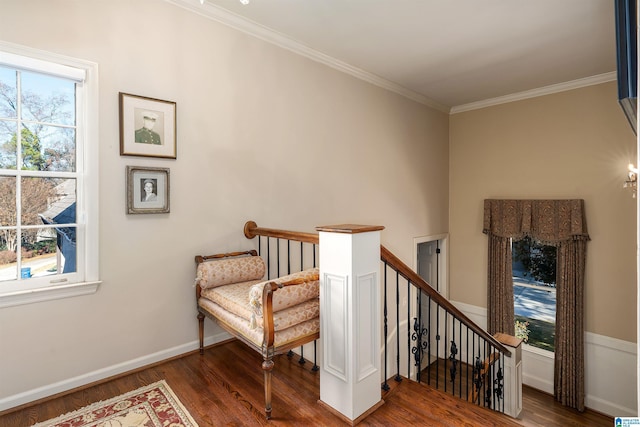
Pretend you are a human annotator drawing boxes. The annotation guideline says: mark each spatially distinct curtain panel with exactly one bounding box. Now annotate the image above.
[482,199,589,411]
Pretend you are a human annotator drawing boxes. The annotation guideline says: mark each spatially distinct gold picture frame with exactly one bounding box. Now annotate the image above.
[119,92,177,159]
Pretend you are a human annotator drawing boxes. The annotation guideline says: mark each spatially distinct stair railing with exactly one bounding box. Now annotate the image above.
[244,221,511,414]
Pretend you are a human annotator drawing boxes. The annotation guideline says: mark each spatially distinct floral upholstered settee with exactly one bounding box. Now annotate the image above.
[194,250,319,419]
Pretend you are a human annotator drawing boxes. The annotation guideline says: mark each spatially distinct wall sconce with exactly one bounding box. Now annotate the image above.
[624,163,637,197]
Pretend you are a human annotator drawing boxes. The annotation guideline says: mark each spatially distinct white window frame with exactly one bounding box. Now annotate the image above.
[0,41,100,308]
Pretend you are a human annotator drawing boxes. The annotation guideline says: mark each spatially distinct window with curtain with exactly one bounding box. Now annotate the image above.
[483,199,589,411]
[512,236,557,352]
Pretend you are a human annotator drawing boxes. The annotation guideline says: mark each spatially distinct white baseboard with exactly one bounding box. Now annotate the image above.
[451,300,638,417]
[586,395,637,418]
[522,372,553,393]
[0,331,230,412]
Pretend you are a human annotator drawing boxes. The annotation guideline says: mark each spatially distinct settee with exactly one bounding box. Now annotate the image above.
[194,250,320,419]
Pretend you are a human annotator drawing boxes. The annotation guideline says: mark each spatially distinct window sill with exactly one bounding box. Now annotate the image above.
[522,343,555,359]
[0,281,102,308]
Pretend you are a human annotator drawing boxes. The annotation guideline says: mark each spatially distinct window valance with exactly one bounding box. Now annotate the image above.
[482,199,589,244]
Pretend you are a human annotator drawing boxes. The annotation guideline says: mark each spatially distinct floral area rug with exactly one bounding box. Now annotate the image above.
[32,380,198,427]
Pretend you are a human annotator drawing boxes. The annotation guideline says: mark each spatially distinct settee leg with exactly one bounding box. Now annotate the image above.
[197,312,205,355]
[262,358,274,419]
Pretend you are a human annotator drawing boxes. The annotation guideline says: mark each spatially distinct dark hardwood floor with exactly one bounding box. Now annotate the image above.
[0,339,613,426]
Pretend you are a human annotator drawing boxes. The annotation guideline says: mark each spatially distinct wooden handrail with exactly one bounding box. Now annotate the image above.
[380,245,511,357]
[243,221,511,357]
[245,220,320,244]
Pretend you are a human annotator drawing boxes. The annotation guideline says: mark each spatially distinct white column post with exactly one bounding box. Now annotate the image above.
[317,224,385,423]
[494,333,523,419]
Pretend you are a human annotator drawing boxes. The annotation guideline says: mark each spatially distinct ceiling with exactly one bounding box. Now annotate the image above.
[181,0,617,112]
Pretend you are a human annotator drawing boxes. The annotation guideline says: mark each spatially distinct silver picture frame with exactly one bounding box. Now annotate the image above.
[126,166,170,214]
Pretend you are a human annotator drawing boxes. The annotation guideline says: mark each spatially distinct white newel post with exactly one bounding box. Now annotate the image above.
[317,224,385,423]
[494,333,523,419]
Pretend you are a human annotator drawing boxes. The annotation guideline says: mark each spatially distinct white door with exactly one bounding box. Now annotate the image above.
[417,240,440,292]
[414,236,447,372]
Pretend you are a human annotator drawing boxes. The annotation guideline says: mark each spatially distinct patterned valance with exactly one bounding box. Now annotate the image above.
[483,199,589,243]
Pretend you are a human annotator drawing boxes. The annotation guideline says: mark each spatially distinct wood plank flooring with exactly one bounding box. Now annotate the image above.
[0,339,613,426]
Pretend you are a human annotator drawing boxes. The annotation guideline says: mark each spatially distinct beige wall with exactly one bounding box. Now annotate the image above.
[0,0,449,401]
[450,82,637,342]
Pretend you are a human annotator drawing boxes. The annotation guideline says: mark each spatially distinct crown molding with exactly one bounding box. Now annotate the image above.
[450,72,618,114]
[166,1,616,116]
[165,0,449,113]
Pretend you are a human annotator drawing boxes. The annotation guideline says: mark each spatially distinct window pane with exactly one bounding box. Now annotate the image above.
[0,66,17,119]
[0,175,17,282]
[512,237,556,352]
[0,176,17,226]
[19,123,75,172]
[0,120,17,169]
[23,227,76,278]
[0,253,17,282]
[21,71,75,126]
[22,177,75,226]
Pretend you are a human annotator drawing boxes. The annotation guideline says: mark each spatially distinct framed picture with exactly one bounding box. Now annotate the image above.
[126,166,170,214]
[119,92,177,159]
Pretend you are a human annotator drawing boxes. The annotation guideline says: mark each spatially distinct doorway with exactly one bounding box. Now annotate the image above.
[414,234,447,298]
[411,234,448,375]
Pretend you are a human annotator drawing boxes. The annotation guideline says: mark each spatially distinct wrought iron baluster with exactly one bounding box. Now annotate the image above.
[417,287,422,382]
[276,238,280,278]
[466,326,470,401]
[449,326,458,389]
[266,237,271,278]
[313,244,316,268]
[493,348,504,410]
[427,295,432,386]
[394,271,402,382]
[485,356,492,408]
[382,262,390,391]
[406,278,410,380]
[482,335,487,407]
[444,314,448,393]
[459,320,463,398]
[500,353,505,412]
[472,355,483,405]
[435,303,440,389]
[312,340,319,371]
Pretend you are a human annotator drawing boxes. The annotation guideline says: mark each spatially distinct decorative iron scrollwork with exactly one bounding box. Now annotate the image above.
[411,317,428,381]
[485,382,492,407]
[448,341,458,382]
[472,356,484,403]
[494,366,504,401]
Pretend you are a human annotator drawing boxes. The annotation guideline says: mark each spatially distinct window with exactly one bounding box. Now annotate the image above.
[0,43,99,307]
[512,236,556,352]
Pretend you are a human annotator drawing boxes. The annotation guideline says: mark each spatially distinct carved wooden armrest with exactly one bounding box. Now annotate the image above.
[261,273,320,348]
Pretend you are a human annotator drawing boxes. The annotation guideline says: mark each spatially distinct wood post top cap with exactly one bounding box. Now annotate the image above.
[493,332,523,348]
[315,224,385,234]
